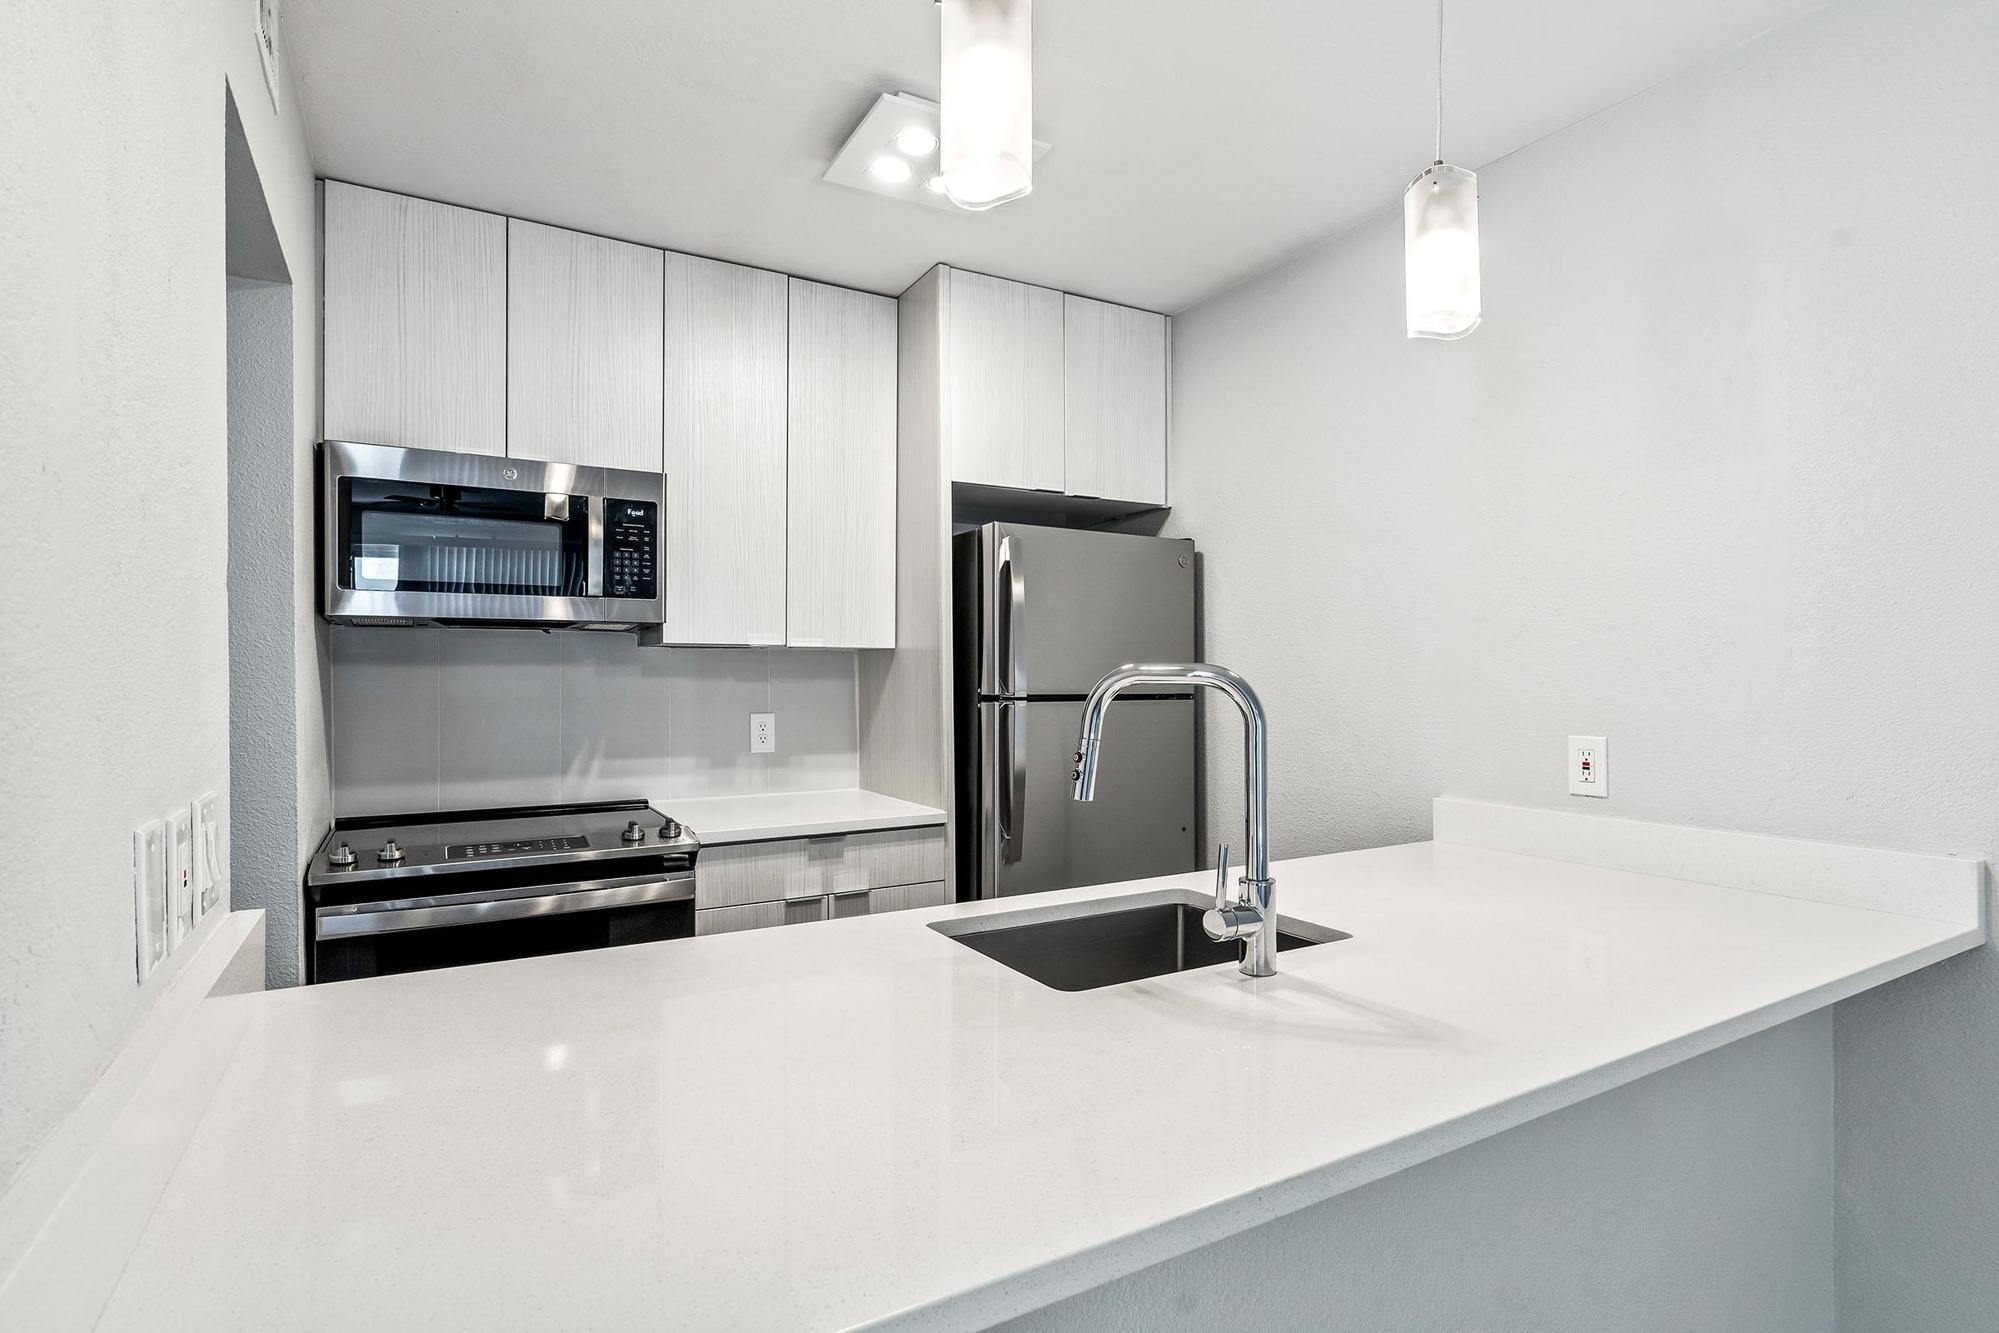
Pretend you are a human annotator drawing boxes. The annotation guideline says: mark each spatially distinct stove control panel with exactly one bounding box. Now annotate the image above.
[445,835,591,861]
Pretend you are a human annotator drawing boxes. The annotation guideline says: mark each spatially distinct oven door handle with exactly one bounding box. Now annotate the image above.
[315,871,694,940]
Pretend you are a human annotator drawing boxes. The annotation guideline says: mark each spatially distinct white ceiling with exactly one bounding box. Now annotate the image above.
[288,0,1826,312]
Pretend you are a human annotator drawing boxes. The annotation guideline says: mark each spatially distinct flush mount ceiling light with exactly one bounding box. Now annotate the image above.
[822,91,1049,213]
[1405,0,1481,339]
[939,0,1033,210]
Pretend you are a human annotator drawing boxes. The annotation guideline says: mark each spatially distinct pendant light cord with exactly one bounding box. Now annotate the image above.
[1434,0,1445,164]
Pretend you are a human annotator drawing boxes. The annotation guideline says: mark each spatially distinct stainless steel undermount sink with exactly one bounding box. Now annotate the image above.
[929,889,1349,992]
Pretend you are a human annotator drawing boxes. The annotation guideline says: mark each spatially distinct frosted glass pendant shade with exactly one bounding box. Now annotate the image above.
[940,0,1033,211]
[1405,163,1481,340]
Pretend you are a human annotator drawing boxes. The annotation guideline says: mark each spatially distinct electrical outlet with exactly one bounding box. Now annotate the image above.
[1569,735,1608,798]
[750,712,777,754]
[192,792,224,916]
[166,808,194,945]
[134,821,169,981]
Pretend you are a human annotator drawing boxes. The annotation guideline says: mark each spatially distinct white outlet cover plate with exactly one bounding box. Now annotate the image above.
[1569,735,1608,798]
[750,713,777,754]
[167,809,194,943]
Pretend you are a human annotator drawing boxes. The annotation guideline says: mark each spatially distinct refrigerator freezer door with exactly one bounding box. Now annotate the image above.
[978,524,1196,698]
[978,698,1198,898]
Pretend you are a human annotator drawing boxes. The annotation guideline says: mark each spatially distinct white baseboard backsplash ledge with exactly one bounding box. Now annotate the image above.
[1433,797,1985,929]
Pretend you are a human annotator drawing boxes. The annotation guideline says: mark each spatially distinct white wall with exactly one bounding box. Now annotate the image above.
[0,3,324,1186]
[329,632,860,815]
[1165,0,1998,1327]
[1005,1015,1833,1333]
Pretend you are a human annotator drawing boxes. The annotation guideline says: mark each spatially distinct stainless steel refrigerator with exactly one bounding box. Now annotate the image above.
[953,522,1200,899]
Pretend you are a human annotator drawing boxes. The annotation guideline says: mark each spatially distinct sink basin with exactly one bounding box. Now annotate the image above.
[929,888,1349,991]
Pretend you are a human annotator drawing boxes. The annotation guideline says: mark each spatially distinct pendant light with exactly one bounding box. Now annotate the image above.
[939,0,1033,211]
[1405,0,1480,339]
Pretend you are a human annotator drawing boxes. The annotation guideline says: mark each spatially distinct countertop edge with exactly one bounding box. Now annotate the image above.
[856,920,1984,1333]
[658,788,947,847]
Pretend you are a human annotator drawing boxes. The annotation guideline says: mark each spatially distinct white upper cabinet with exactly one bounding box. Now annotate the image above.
[945,269,1065,493]
[323,182,505,454]
[787,279,896,649]
[659,254,789,646]
[506,218,665,472]
[1063,296,1169,506]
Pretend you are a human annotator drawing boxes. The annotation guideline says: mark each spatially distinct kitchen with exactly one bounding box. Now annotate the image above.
[3,1,1996,1329]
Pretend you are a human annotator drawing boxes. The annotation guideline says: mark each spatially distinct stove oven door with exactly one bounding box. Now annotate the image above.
[310,869,694,983]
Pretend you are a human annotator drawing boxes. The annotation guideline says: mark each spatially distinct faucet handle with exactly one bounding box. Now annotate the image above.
[1214,843,1232,912]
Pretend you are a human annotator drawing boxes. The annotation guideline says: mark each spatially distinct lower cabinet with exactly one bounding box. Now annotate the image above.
[693,827,948,936]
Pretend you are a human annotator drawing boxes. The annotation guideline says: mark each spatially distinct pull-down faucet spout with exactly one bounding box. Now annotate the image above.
[1073,663,1277,978]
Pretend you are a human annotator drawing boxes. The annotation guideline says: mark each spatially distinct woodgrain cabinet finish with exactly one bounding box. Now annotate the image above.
[1063,296,1169,505]
[506,218,665,472]
[945,270,1065,493]
[323,182,505,454]
[695,827,947,913]
[787,279,896,648]
[660,254,789,645]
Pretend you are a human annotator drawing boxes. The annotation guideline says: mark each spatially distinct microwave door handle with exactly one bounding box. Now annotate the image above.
[587,495,604,598]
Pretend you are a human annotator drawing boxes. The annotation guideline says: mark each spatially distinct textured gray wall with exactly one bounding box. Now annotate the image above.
[1004,1016,1833,1333]
[1164,0,1998,1327]
[228,276,303,985]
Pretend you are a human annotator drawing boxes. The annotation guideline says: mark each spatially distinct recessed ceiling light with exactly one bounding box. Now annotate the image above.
[895,125,938,157]
[822,92,1049,214]
[868,154,913,185]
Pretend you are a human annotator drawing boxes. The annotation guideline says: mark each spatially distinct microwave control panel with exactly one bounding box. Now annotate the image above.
[605,498,658,600]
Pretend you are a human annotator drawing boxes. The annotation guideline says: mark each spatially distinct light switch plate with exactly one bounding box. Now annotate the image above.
[192,792,224,916]
[1569,735,1608,798]
[134,820,169,981]
[750,712,777,754]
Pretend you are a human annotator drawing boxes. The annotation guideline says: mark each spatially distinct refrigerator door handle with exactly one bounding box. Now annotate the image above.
[996,533,1026,696]
[1000,701,1027,863]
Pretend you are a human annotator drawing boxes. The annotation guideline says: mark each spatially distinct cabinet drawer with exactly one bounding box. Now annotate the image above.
[695,898,826,936]
[824,878,951,921]
[696,826,945,910]
[865,880,950,916]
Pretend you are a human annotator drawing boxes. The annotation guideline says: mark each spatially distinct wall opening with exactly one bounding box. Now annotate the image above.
[224,86,303,985]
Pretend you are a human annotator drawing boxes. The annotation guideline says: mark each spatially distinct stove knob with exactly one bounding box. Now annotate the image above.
[376,839,405,865]
[622,820,646,844]
[659,817,683,841]
[327,841,357,869]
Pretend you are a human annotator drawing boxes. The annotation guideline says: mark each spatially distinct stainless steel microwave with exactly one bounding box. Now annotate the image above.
[321,441,665,630]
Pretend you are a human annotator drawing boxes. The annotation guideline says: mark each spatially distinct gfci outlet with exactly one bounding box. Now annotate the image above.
[750,712,777,754]
[1569,735,1608,798]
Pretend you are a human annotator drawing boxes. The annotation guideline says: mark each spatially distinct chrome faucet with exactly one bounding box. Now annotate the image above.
[1072,663,1278,978]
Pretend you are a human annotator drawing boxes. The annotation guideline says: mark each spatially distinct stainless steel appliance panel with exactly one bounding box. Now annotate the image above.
[322,440,665,628]
[978,697,1197,898]
[976,524,1196,698]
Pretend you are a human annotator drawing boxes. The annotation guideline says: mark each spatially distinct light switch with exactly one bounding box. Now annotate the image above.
[192,792,224,916]
[133,820,169,981]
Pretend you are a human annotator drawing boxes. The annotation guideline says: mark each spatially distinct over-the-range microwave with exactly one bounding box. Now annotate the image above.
[321,441,665,630]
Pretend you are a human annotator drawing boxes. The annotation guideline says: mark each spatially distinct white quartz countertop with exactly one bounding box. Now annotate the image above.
[658,787,944,844]
[79,807,1982,1332]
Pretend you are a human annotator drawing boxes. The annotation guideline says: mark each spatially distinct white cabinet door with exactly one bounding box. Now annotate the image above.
[945,269,1065,493]
[505,218,664,472]
[323,182,505,454]
[1063,295,1168,505]
[660,254,789,646]
[787,278,896,649]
